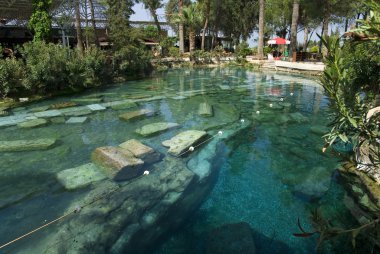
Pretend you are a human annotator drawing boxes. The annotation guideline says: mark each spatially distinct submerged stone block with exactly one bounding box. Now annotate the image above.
[87,104,106,111]
[119,139,161,164]
[289,112,309,123]
[34,109,62,118]
[162,130,208,156]
[110,101,138,110]
[92,146,144,181]
[29,105,50,113]
[60,106,92,117]
[56,163,107,190]
[0,138,57,152]
[17,118,48,128]
[50,102,77,109]
[135,122,180,137]
[198,102,213,117]
[66,117,88,124]
[119,109,155,121]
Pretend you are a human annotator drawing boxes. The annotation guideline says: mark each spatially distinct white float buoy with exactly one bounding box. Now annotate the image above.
[240,119,245,123]
[189,146,195,151]
[143,170,150,175]
[269,103,273,107]
[256,111,260,114]
[218,131,223,136]
[280,98,284,101]
[290,92,294,96]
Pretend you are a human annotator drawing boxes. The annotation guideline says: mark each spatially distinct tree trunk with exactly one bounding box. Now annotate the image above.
[258,0,265,60]
[179,0,185,53]
[290,0,299,56]
[84,0,89,49]
[149,7,162,35]
[303,26,308,50]
[201,0,210,51]
[75,0,84,53]
[321,1,330,57]
[189,29,195,54]
[344,16,349,32]
[88,0,99,47]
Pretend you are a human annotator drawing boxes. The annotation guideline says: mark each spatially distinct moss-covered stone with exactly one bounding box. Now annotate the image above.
[0,138,57,152]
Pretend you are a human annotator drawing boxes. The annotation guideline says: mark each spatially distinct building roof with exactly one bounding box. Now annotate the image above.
[0,0,63,20]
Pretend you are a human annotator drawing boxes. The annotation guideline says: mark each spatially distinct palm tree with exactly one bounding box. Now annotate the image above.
[290,0,300,56]
[257,0,265,59]
[175,3,202,54]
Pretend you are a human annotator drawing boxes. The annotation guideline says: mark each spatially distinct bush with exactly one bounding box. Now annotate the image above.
[263,46,272,55]
[236,42,252,58]
[113,44,152,75]
[22,41,73,92]
[22,41,109,94]
[168,46,180,58]
[211,45,224,62]
[0,58,25,98]
[82,47,109,87]
[191,50,212,64]
[310,45,319,53]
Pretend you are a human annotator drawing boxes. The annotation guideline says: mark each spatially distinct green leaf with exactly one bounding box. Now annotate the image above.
[338,133,349,143]
[348,116,358,128]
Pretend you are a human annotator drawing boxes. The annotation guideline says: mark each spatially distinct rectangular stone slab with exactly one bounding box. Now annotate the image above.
[162,130,208,156]
[60,106,92,117]
[0,138,56,152]
[119,139,161,164]
[18,118,48,128]
[119,109,155,121]
[135,122,180,137]
[66,117,88,124]
[56,163,107,190]
[92,146,144,181]
[34,110,62,118]
[198,102,213,117]
[87,104,106,111]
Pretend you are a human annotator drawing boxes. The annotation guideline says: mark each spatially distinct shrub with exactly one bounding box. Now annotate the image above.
[0,58,25,98]
[191,50,212,64]
[168,47,180,58]
[263,46,272,55]
[113,44,152,75]
[310,45,319,53]
[211,45,224,62]
[22,41,71,92]
[236,42,252,58]
[82,47,109,87]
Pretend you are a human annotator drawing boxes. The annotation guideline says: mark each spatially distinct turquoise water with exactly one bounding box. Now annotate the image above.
[0,68,355,253]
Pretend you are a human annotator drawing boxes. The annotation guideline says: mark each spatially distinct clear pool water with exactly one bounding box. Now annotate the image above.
[0,68,355,253]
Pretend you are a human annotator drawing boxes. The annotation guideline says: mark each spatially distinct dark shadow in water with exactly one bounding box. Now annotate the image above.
[251,228,293,254]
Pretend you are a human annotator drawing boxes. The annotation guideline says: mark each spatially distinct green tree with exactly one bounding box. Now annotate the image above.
[28,0,52,41]
[174,3,202,54]
[106,0,151,74]
[165,0,191,53]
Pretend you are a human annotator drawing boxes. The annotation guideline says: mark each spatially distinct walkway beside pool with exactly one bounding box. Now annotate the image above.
[247,57,325,75]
